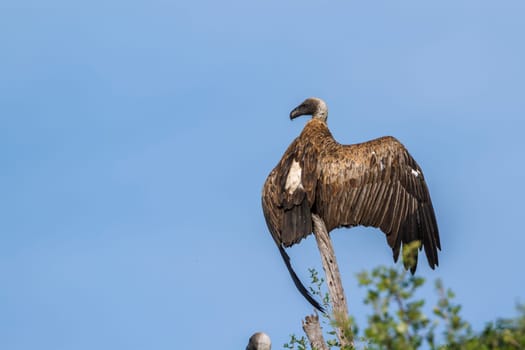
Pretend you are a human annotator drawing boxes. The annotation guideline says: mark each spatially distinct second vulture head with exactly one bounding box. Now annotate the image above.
[289,97,328,122]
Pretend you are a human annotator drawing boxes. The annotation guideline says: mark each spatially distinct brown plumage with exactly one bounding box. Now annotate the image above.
[262,97,440,312]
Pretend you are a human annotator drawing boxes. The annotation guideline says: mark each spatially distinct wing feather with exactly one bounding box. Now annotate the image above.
[266,138,321,246]
[316,136,440,272]
[262,143,324,313]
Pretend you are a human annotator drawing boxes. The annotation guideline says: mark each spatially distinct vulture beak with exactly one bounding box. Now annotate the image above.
[289,104,308,120]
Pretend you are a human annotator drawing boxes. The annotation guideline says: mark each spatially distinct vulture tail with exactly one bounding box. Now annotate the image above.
[278,244,326,313]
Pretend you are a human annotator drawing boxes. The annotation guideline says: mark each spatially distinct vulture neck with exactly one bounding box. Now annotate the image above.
[311,98,328,121]
[302,118,333,139]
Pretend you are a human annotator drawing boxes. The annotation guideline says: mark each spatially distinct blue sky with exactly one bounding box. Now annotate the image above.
[1,0,524,349]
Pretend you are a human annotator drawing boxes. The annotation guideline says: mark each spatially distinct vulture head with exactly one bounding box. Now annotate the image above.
[246,332,271,350]
[290,97,328,122]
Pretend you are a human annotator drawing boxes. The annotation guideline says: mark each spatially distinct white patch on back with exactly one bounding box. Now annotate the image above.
[411,169,420,177]
[285,160,303,194]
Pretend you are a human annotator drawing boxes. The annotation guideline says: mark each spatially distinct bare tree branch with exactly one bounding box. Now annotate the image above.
[302,313,329,350]
[311,214,353,348]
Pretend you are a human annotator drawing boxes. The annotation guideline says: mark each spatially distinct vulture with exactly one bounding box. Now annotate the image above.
[262,97,440,312]
[246,332,271,350]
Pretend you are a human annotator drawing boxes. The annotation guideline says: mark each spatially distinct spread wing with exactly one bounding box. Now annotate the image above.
[262,137,319,247]
[315,136,441,272]
[262,137,325,312]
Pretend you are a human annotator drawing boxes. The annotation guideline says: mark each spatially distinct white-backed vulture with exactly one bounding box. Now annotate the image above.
[262,97,440,312]
[246,332,271,350]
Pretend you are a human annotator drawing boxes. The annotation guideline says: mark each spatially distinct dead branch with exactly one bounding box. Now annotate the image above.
[310,213,353,348]
[302,313,329,350]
